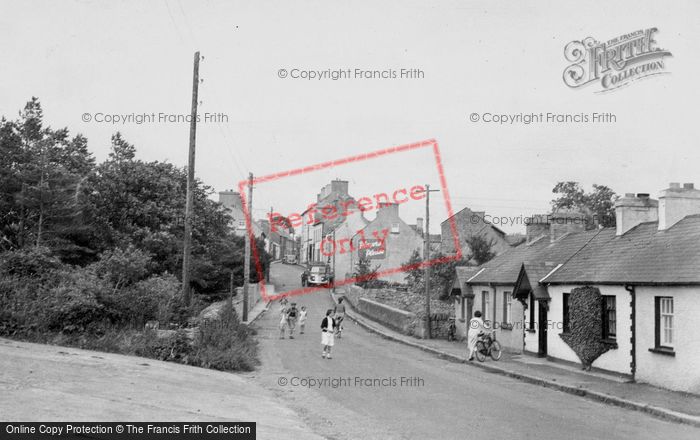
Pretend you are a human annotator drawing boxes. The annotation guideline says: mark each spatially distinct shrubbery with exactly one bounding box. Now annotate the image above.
[0,246,259,372]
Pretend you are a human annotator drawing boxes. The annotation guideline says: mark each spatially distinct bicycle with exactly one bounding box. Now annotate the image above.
[447,317,457,342]
[475,331,502,361]
[334,314,345,339]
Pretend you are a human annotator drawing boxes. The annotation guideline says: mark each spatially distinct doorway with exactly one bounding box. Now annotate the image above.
[537,300,548,357]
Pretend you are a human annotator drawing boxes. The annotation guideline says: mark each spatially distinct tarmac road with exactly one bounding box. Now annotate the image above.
[247,262,700,440]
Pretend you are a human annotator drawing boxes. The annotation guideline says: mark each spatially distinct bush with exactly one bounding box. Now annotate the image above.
[0,246,62,278]
[104,273,180,327]
[42,269,109,333]
[192,301,259,371]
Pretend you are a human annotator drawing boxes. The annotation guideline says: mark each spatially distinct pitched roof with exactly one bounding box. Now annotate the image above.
[543,215,700,285]
[441,206,507,237]
[464,229,602,285]
[513,263,559,300]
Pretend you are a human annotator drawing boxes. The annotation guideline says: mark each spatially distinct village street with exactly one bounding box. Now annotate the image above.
[248,262,699,440]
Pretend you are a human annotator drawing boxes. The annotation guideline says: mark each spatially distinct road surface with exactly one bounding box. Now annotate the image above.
[249,262,699,440]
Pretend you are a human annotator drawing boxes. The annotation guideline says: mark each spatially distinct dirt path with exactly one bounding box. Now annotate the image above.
[0,338,324,440]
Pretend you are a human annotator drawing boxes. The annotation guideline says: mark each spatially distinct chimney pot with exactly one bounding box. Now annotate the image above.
[624,193,635,198]
[636,193,650,199]
[670,182,681,189]
[683,183,695,190]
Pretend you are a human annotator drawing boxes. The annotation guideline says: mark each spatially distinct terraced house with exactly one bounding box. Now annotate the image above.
[452,183,700,393]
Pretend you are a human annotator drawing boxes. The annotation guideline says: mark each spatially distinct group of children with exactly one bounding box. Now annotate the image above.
[278,298,307,339]
[277,296,346,360]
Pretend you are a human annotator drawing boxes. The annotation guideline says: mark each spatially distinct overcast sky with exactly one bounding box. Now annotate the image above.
[1,0,697,234]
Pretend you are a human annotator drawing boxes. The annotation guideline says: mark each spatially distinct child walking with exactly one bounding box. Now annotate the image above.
[321,309,336,359]
[299,306,308,334]
[279,301,289,339]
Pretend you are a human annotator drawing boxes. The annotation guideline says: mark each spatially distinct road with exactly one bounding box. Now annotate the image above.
[249,262,699,440]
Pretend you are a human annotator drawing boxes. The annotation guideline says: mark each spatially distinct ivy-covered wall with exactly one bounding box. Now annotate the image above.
[559,285,611,370]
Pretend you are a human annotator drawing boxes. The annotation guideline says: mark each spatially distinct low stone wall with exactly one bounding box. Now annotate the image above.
[356,297,419,336]
[343,285,455,340]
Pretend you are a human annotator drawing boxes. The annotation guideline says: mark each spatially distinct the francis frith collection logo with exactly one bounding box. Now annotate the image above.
[563,28,672,92]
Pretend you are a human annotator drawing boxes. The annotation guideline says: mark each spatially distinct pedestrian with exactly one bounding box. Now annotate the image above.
[287,302,299,339]
[321,309,336,359]
[299,306,308,334]
[333,297,346,337]
[467,310,484,361]
[279,301,289,339]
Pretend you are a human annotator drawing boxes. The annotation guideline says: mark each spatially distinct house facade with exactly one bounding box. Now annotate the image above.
[218,190,263,238]
[300,179,361,265]
[450,210,592,353]
[537,185,700,392]
[351,202,424,284]
[453,183,700,393]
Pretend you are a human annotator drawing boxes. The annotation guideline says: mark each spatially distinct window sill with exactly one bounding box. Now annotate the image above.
[601,339,618,349]
[648,347,676,357]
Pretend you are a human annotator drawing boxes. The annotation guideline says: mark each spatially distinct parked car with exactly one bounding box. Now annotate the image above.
[304,262,334,287]
[283,253,297,264]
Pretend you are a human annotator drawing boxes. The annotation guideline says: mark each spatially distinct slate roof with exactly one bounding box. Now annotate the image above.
[543,214,700,285]
[464,229,602,285]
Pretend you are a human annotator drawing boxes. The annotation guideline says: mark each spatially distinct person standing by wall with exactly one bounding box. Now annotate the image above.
[467,310,484,361]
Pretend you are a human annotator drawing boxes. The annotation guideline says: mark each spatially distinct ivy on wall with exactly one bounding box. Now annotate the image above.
[559,286,611,370]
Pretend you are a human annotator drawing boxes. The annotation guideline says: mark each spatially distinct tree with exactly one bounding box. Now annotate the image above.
[466,235,495,265]
[353,255,380,288]
[402,250,470,300]
[551,182,618,228]
[0,98,95,259]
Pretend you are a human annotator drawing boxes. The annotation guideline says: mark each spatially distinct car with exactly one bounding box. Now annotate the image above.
[305,262,334,287]
[283,254,297,264]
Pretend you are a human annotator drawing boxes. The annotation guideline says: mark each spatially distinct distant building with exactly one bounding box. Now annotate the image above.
[351,203,424,284]
[440,207,512,260]
[218,190,263,238]
[300,179,362,265]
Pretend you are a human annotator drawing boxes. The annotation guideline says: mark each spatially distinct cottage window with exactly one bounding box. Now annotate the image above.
[238,219,245,228]
[602,295,616,340]
[655,297,674,348]
[562,293,571,333]
[503,291,512,324]
[391,222,400,234]
[528,293,535,331]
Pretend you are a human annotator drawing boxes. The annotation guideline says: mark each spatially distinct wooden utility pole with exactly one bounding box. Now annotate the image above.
[242,172,253,322]
[181,51,200,306]
[423,184,440,339]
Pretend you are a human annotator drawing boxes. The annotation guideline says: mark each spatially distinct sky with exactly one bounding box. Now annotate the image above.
[1,0,698,234]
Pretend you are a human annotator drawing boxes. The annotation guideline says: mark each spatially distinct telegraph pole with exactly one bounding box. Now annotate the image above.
[423,184,440,339]
[182,51,200,306]
[242,172,253,322]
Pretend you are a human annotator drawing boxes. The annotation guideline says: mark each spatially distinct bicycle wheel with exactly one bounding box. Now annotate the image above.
[475,341,486,362]
[490,340,502,361]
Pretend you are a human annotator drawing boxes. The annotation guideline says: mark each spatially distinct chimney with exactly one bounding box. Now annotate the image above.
[658,182,700,230]
[549,210,586,242]
[330,179,349,196]
[614,193,658,235]
[416,217,424,235]
[219,191,243,210]
[376,202,399,220]
[525,214,550,244]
